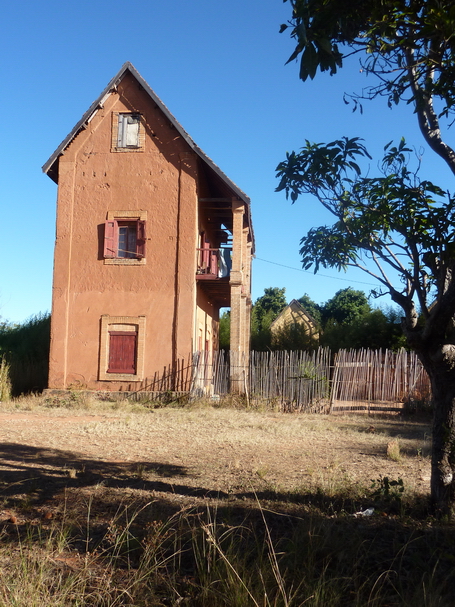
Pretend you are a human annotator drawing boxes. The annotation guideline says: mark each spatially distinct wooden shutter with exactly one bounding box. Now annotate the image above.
[108,331,137,373]
[118,114,140,147]
[210,250,218,275]
[104,220,118,258]
[201,233,210,271]
[126,115,140,147]
[136,220,146,258]
[117,115,122,147]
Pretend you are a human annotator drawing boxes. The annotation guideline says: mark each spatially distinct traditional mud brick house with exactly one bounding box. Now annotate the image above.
[43,62,254,393]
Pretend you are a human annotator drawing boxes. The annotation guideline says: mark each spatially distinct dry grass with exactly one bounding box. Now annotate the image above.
[387,438,401,461]
[0,394,449,606]
[0,393,432,497]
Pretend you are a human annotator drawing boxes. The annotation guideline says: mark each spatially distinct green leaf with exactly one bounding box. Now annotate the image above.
[286,44,304,65]
[300,43,319,81]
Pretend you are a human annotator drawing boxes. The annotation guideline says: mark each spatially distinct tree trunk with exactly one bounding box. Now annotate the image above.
[426,366,455,517]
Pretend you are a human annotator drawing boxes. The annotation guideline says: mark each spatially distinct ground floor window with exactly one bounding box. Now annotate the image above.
[108,331,137,373]
[99,315,146,381]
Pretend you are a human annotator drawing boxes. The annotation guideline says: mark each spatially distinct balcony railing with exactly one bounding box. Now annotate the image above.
[196,247,231,279]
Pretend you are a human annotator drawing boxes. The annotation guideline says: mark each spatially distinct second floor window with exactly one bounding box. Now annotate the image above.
[104,217,146,260]
[118,222,137,258]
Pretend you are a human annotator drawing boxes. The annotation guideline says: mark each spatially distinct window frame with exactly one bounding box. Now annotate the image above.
[104,210,147,265]
[111,112,145,152]
[99,315,146,381]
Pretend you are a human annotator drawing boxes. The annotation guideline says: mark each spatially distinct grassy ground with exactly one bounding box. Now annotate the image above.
[0,394,453,606]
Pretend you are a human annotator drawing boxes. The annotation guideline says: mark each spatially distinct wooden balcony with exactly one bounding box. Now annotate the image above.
[196,248,231,280]
[196,247,232,306]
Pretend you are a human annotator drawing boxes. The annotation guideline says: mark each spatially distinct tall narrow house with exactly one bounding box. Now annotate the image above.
[43,63,254,393]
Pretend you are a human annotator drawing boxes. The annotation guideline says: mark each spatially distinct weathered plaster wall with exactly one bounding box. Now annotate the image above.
[49,73,200,389]
[195,289,220,352]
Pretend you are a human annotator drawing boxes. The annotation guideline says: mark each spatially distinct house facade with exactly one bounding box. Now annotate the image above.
[43,63,254,393]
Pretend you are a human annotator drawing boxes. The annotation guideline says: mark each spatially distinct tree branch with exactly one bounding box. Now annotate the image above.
[405,47,455,175]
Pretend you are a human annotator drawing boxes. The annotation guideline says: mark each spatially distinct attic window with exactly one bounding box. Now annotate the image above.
[112,113,144,151]
[118,114,140,147]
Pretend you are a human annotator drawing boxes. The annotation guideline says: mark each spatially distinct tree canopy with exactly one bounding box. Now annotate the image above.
[251,287,287,350]
[247,287,403,352]
[276,136,455,347]
[322,307,406,351]
[322,288,371,325]
[300,289,404,351]
[281,0,455,173]
[252,287,287,331]
[279,0,455,514]
[297,293,322,324]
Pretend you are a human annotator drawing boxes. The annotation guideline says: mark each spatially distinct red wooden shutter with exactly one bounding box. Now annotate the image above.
[202,233,210,272]
[107,331,137,373]
[210,250,218,275]
[136,220,146,258]
[104,220,118,258]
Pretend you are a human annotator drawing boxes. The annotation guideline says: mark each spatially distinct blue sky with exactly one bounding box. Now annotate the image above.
[1,0,454,324]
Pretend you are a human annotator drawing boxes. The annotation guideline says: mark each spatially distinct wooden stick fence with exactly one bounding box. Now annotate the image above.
[329,348,430,413]
[247,349,331,412]
[130,348,431,413]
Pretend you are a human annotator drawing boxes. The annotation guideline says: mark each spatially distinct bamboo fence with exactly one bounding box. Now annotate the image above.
[130,348,431,413]
[247,349,331,412]
[329,348,430,413]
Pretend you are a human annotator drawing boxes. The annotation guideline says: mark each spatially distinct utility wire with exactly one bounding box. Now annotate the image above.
[254,257,378,287]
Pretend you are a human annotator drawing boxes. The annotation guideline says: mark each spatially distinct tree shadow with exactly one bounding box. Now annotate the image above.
[2,438,455,607]
[348,417,432,440]
[0,441,232,508]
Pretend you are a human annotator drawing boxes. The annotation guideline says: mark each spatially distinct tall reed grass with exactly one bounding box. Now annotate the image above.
[0,355,11,400]
[0,313,50,395]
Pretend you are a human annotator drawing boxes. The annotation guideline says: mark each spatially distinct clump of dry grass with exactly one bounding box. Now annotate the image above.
[387,438,401,461]
[0,391,154,416]
[0,356,12,401]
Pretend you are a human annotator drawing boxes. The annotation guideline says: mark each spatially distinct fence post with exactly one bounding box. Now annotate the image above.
[329,352,339,414]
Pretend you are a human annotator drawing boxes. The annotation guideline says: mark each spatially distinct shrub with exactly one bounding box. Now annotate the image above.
[0,313,50,395]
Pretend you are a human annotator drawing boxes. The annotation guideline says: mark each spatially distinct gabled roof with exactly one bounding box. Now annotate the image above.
[270,299,319,331]
[42,62,253,246]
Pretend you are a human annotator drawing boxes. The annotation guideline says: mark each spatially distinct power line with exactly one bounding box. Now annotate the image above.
[254,257,378,287]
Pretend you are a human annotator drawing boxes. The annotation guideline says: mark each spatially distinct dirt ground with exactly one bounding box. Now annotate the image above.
[0,400,433,528]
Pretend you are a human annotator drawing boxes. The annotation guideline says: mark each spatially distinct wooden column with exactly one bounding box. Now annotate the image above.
[230,200,245,392]
[242,236,253,363]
